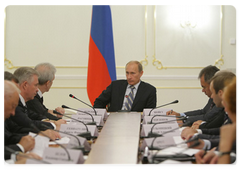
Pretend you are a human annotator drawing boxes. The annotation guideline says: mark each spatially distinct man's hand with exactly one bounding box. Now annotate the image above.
[191,120,203,129]
[41,129,61,141]
[181,127,198,140]
[19,136,35,152]
[53,119,67,130]
[54,107,65,118]
[15,152,42,164]
[195,148,217,164]
[166,110,180,116]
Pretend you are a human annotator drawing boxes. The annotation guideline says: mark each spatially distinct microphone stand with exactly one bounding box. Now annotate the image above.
[61,105,96,125]
[41,124,89,154]
[30,124,71,161]
[69,94,97,115]
[148,100,179,116]
[5,146,51,164]
[53,110,93,140]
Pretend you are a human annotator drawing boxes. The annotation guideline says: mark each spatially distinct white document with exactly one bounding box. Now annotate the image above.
[29,132,50,157]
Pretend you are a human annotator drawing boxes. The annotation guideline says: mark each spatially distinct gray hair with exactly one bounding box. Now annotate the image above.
[34,62,56,85]
[4,80,20,99]
[13,67,39,85]
[126,61,143,72]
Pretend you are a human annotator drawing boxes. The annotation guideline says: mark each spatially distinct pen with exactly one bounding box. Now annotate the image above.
[170,110,173,115]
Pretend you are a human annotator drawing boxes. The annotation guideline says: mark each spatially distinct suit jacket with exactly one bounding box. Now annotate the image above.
[184,98,226,128]
[9,99,54,133]
[4,120,25,160]
[185,98,213,116]
[26,94,60,120]
[198,107,226,129]
[94,80,156,112]
[5,145,22,160]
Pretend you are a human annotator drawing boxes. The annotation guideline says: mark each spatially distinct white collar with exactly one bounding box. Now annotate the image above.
[19,94,26,107]
[37,88,43,98]
[128,81,141,90]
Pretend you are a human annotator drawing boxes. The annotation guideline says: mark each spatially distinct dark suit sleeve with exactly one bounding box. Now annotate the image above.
[184,98,213,117]
[11,105,54,133]
[5,145,22,160]
[93,82,112,108]
[199,109,225,129]
[27,96,60,120]
[201,127,220,136]
[5,121,24,145]
[144,85,156,108]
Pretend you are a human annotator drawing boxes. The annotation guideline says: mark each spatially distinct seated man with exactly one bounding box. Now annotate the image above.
[94,61,156,112]
[183,71,236,152]
[26,62,64,120]
[9,67,66,134]
[4,80,35,161]
[167,65,225,129]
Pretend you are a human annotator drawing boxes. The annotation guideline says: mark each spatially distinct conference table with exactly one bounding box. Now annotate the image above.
[85,112,142,164]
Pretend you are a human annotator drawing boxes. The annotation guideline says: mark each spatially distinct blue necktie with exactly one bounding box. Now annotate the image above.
[124,85,135,111]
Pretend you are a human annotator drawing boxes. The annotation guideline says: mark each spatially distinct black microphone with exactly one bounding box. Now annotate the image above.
[149,115,187,124]
[61,105,96,125]
[147,117,186,137]
[41,124,89,154]
[69,94,97,115]
[53,110,92,139]
[30,124,71,161]
[148,100,179,116]
[5,146,51,164]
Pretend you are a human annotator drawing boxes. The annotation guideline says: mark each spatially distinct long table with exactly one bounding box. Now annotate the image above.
[84,112,141,164]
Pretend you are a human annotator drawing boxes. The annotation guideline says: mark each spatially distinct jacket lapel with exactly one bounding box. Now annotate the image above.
[118,81,128,109]
[132,81,144,109]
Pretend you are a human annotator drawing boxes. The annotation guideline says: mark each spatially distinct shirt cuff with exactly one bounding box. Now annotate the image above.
[196,129,202,134]
[16,143,25,153]
[202,140,211,150]
[180,113,186,117]
[4,159,16,165]
[50,122,56,130]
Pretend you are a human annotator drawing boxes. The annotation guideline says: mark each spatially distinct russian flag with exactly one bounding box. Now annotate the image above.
[87,5,117,106]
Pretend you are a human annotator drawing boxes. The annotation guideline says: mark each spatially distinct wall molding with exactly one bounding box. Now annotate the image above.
[55,75,198,80]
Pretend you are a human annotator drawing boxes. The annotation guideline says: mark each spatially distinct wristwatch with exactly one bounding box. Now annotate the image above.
[218,151,231,157]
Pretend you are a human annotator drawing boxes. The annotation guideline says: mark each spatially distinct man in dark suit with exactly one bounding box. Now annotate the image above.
[9,67,66,133]
[4,80,35,160]
[181,71,236,151]
[94,61,156,112]
[26,63,63,120]
[167,65,224,128]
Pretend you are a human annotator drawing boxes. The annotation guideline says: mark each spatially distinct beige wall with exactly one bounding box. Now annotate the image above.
[4,5,236,113]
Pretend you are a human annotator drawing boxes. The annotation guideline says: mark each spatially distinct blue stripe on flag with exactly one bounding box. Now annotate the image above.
[90,5,116,81]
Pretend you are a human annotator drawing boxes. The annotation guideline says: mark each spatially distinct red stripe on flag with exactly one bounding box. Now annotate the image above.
[87,36,112,105]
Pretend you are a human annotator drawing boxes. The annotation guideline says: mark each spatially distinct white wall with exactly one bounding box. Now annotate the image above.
[4,5,236,113]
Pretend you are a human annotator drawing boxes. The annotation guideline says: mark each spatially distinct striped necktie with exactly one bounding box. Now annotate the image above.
[124,85,135,111]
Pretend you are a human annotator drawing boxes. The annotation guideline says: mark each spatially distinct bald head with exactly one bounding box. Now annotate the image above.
[4,80,20,120]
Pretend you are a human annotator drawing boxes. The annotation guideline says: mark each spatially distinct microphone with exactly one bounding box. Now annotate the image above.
[148,100,179,116]
[5,146,51,164]
[149,115,187,124]
[30,124,71,161]
[61,105,96,125]
[69,94,97,115]
[41,124,89,154]
[53,110,92,139]
[147,117,186,137]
